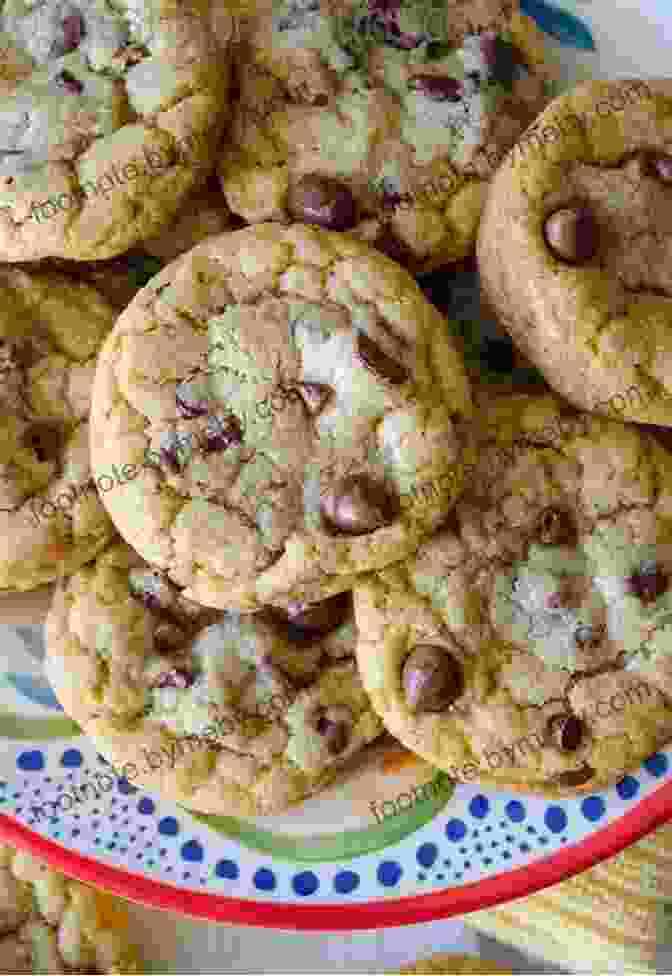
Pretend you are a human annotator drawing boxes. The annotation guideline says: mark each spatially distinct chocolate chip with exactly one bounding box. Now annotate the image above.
[651,153,672,183]
[321,474,399,535]
[203,413,244,453]
[176,378,210,418]
[60,12,85,53]
[153,621,187,650]
[55,69,84,95]
[373,226,411,265]
[547,713,584,752]
[554,763,595,788]
[288,174,357,231]
[544,206,598,263]
[574,623,602,649]
[409,75,462,101]
[160,431,192,472]
[284,591,352,641]
[297,382,332,415]
[357,332,409,385]
[537,507,576,546]
[23,423,62,463]
[626,560,668,604]
[153,668,193,690]
[128,569,179,612]
[315,705,352,755]
[401,644,463,713]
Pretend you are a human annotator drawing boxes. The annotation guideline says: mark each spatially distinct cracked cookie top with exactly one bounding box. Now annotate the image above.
[0,265,116,589]
[354,391,672,794]
[0,0,230,260]
[45,540,383,815]
[0,840,139,973]
[477,79,672,426]
[89,223,472,610]
[217,0,553,273]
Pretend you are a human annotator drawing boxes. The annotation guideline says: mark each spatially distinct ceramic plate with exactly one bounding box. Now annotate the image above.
[1,0,672,928]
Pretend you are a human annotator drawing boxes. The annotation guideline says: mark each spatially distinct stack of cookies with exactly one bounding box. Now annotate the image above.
[2,0,672,838]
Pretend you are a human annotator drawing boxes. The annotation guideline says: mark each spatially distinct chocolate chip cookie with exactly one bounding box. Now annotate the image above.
[0,840,139,973]
[0,0,230,261]
[355,391,672,794]
[89,223,472,611]
[218,0,554,273]
[0,265,116,589]
[46,540,383,815]
[478,79,672,425]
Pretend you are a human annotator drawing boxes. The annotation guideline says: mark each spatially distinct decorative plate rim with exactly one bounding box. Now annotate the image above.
[1,778,670,928]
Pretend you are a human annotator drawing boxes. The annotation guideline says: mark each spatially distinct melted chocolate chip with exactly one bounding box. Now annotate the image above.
[408,74,462,101]
[321,474,399,535]
[288,174,357,231]
[651,153,672,184]
[297,382,332,415]
[203,413,244,453]
[153,668,193,690]
[574,623,602,649]
[547,713,584,752]
[23,422,62,463]
[175,378,210,418]
[315,704,352,755]
[481,33,525,89]
[154,621,187,650]
[374,226,412,265]
[544,206,598,263]
[357,332,409,385]
[60,12,85,53]
[537,507,576,546]
[554,763,595,788]
[128,569,179,613]
[284,591,352,641]
[55,69,84,95]
[401,644,463,713]
[627,561,668,604]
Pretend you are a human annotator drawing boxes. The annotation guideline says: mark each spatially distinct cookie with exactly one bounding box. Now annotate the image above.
[0,0,231,261]
[58,188,235,309]
[354,391,672,794]
[217,0,554,273]
[477,78,672,426]
[89,222,473,611]
[0,265,117,590]
[0,839,139,973]
[46,540,384,815]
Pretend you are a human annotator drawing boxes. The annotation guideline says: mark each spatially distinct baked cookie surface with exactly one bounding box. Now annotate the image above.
[355,392,672,794]
[397,954,511,974]
[0,839,139,973]
[46,540,383,815]
[478,78,672,425]
[89,223,472,610]
[0,0,230,261]
[0,265,116,589]
[218,0,553,273]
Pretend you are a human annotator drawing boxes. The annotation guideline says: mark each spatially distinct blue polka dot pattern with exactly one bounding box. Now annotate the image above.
[616,776,639,800]
[60,750,83,768]
[333,871,359,894]
[0,738,663,904]
[215,860,239,880]
[253,868,276,892]
[505,800,525,822]
[416,843,438,868]
[544,807,567,833]
[157,817,179,836]
[292,872,319,896]
[446,819,467,841]
[377,862,402,887]
[581,796,606,822]
[644,754,669,777]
